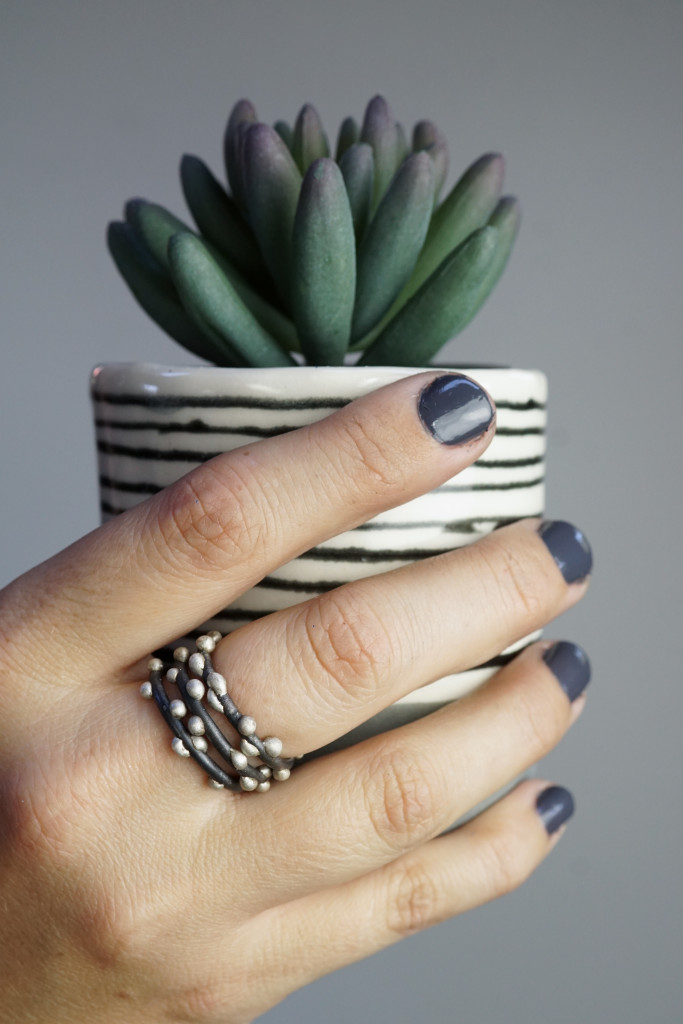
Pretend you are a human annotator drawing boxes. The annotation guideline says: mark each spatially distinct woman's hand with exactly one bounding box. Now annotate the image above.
[0,372,591,1024]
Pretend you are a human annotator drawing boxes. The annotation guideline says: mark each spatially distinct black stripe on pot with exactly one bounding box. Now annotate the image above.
[293,545,465,562]
[494,398,546,411]
[95,418,299,438]
[495,426,544,436]
[99,475,162,494]
[255,576,343,593]
[93,392,351,410]
[439,476,544,492]
[98,441,216,462]
[101,499,128,517]
[477,455,544,468]
[355,514,544,532]
[93,392,547,412]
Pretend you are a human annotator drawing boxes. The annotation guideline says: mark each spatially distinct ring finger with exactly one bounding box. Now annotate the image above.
[204,638,590,912]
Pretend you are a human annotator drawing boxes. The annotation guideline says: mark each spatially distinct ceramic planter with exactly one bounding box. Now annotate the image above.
[91,362,547,751]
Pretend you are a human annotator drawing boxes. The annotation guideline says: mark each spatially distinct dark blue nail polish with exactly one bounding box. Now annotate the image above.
[538,520,593,583]
[536,785,575,835]
[418,374,495,446]
[543,642,591,703]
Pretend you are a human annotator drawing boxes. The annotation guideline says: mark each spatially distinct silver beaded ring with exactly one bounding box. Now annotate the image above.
[141,631,295,793]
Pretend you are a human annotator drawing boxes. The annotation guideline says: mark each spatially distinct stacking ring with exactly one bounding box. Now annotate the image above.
[141,632,295,793]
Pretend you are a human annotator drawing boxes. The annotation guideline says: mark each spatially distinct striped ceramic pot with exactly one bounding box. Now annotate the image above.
[91,362,547,751]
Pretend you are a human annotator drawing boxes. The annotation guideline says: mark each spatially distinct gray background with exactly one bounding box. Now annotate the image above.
[1,1,681,1021]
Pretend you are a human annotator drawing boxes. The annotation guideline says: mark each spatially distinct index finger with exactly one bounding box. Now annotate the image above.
[5,372,496,673]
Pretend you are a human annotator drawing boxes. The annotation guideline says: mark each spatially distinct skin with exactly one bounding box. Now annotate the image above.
[0,372,589,1024]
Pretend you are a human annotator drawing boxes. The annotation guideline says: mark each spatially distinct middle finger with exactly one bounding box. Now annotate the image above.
[212,515,591,755]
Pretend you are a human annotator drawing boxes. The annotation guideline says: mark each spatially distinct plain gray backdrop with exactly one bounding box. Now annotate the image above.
[1,1,681,1021]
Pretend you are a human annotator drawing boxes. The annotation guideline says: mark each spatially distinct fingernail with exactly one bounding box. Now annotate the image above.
[418,374,495,446]
[538,520,593,583]
[536,785,575,835]
[543,641,591,702]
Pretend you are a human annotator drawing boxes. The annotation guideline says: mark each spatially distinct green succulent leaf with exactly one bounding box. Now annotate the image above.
[395,122,410,165]
[429,153,504,252]
[488,194,521,236]
[273,119,294,149]
[338,142,374,240]
[242,123,303,306]
[358,225,500,366]
[180,154,264,282]
[351,151,435,342]
[390,152,505,316]
[216,259,302,354]
[292,159,356,365]
[126,193,297,353]
[412,120,449,201]
[360,95,403,212]
[335,116,359,161]
[168,231,296,368]
[106,221,223,363]
[124,199,193,270]
[483,194,521,290]
[291,103,330,173]
[223,99,258,214]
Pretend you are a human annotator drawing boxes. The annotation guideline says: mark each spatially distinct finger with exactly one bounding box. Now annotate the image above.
[212,516,591,754]
[212,639,589,912]
[6,372,496,674]
[235,778,575,1007]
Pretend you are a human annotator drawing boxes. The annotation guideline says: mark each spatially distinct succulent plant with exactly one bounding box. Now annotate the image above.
[107,95,520,367]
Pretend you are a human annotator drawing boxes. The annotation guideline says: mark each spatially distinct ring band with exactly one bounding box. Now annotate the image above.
[140,631,295,792]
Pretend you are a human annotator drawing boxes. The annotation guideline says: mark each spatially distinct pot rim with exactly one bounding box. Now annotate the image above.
[91,362,548,400]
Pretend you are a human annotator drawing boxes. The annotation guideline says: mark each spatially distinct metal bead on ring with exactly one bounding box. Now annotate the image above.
[145,632,296,794]
[185,678,205,701]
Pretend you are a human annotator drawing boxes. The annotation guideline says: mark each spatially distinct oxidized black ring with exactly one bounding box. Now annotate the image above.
[140,631,295,793]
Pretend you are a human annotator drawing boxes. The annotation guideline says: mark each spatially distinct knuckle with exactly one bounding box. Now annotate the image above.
[365,745,440,852]
[295,591,394,709]
[477,532,562,631]
[153,463,270,578]
[336,412,406,493]
[0,584,57,705]
[511,681,568,760]
[71,886,141,971]
[0,760,81,868]
[173,984,236,1024]
[384,858,445,937]
[478,824,536,900]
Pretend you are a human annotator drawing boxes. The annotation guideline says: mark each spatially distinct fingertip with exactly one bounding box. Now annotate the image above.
[417,372,496,447]
[568,690,588,726]
[535,783,575,836]
[547,821,569,850]
[537,519,593,584]
[542,640,591,703]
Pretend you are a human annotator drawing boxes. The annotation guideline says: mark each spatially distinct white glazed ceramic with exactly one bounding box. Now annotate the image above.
[91,362,547,748]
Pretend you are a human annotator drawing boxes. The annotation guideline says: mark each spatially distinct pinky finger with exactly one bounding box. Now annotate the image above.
[249,778,575,1005]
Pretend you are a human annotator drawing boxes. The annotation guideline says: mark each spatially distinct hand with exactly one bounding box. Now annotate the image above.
[0,372,591,1024]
